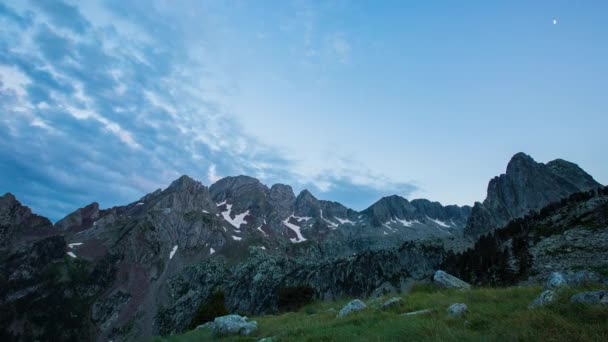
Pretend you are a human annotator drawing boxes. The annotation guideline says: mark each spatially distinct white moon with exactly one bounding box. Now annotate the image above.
[553,19,557,25]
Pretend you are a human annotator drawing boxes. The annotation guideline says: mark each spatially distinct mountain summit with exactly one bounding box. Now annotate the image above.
[465,152,602,237]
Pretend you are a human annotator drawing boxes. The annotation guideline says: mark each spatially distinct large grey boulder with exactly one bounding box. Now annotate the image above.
[529,290,558,308]
[570,291,608,305]
[212,314,258,336]
[447,303,468,316]
[337,299,367,317]
[546,272,567,289]
[433,270,471,290]
[380,297,403,310]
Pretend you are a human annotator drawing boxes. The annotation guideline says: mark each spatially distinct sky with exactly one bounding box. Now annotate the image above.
[1,0,607,221]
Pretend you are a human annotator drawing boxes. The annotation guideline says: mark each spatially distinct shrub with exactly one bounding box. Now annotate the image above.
[189,291,228,329]
[277,285,315,312]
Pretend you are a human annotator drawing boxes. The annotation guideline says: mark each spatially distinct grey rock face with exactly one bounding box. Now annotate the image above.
[55,202,100,232]
[570,291,608,305]
[380,297,403,310]
[433,270,471,290]
[0,193,53,253]
[529,290,558,309]
[212,314,258,336]
[465,153,601,237]
[447,303,468,316]
[546,272,567,289]
[337,299,367,317]
[269,184,296,218]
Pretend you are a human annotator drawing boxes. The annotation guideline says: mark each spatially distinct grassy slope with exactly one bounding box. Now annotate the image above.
[152,284,608,342]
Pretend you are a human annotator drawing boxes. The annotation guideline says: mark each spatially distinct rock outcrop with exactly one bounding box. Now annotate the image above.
[211,314,257,336]
[337,299,367,317]
[447,303,468,316]
[529,290,558,309]
[433,270,471,290]
[570,291,608,305]
[465,153,601,237]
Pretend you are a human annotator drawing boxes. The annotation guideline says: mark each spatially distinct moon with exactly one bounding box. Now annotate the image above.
[553,19,558,25]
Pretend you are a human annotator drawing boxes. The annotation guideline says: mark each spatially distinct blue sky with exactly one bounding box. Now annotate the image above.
[1,0,606,221]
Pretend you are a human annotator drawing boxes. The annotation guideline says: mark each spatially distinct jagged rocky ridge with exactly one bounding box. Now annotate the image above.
[465,152,601,237]
[0,153,603,341]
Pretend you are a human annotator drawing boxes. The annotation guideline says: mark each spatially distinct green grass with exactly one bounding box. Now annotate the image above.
[151,284,608,342]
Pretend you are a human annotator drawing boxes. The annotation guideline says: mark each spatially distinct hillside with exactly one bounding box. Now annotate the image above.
[153,283,608,342]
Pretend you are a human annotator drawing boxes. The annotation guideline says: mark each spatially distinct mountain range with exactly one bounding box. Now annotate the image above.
[0,152,604,341]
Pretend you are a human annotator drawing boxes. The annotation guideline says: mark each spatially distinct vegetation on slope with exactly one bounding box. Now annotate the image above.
[152,283,608,342]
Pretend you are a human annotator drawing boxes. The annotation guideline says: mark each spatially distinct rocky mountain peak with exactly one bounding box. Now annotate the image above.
[294,189,321,217]
[465,153,602,237]
[0,193,53,253]
[54,202,100,232]
[269,184,296,218]
[166,175,203,192]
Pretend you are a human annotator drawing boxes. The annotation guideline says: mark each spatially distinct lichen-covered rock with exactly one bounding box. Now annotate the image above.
[546,272,567,289]
[337,299,367,317]
[570,290,608,305]
[212,314,258,336]
[380,297,403,310]
[447,303,468,316]
[529,290,557,308]
[433,270,471,290]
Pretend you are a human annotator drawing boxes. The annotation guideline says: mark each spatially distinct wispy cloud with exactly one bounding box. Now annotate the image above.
[0,0,417,220]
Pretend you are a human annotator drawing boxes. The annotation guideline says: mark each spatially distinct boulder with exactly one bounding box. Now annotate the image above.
[433,270,471,290]
[528,290,557,309]
[545,272,567,289]
[212,314,258,336]
[570,290,608,305]
[337,299,367,317]
[380,297,403,310]
[447,303,468,316]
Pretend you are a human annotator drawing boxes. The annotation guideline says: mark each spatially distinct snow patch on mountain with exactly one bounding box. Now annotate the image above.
[427,216,450,228]
[68,242,83,248]
[320,209,338,229]
[220,203,250,228]
[335,217,355,225]
[169,245,178,259]
[67,251,77,258]
[293,215,312,222]
[283,215,307,243]
[232,235,242,241]
[209,247,215,255]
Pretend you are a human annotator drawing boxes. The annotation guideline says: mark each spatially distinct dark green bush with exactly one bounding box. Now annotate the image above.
[189,291,228,329]
[277,285,315,312]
